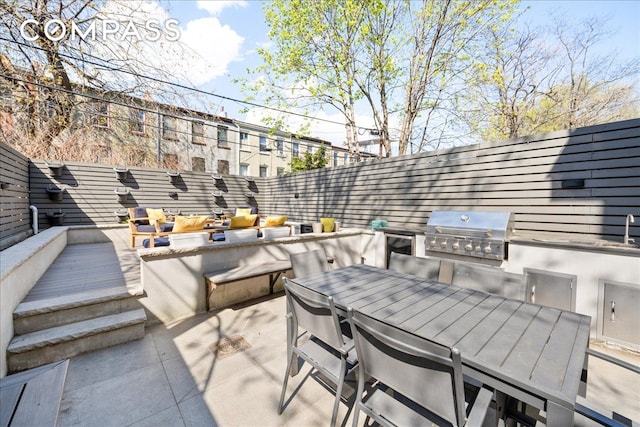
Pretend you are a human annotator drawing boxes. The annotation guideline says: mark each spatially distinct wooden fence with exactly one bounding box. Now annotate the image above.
[0,144,31,250]
[263,118,640,241]
[1,118,638,246]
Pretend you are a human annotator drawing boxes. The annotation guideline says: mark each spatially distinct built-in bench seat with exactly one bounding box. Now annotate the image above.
[0,359,68,426]
[203,260,292,311]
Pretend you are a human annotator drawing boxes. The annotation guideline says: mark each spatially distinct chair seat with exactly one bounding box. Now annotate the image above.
[297,336,356,382]
[143,237,170,248]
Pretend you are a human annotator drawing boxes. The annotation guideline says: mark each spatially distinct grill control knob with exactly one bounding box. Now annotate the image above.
[429,239,437,248]
[440,240,448,249]
[465,243,473,251]
[483,245,492,254]
[452,241,460,250]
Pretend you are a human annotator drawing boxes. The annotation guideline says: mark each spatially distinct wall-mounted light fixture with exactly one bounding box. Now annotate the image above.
[561,179,585,189]
[114,167,129,180]
[167,171,180,183]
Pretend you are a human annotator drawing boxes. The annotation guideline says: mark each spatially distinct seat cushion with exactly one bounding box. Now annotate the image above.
[158,222,175,232]
[132,206,147,219]
[142,237,170,248]
[136,224,156,233]
[173,216,207,232]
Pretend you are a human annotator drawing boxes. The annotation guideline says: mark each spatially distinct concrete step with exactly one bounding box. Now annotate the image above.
[7,309,146,374]
[13,286,144,335]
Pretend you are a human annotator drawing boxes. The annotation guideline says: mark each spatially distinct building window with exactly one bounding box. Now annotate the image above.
[217,160,229,175]
[259,165,268,177]
[239,132,248,150]
[333,151,338,166]
[292,142,299,158]
[344,153,348,164]
[162,115,177,140]
[277,167,285,176]
[259,136,268,152]
[308,145,314,155]
[239,163,249,176]
[276,139,284,157]
[162,153,179,169]
[192,121,205,145]
[217,125,228,148]
[192,156,206,172]
[130,109,145,134]
[89,101,109,128]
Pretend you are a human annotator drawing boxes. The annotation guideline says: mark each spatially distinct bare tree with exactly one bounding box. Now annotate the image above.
[0,0,191,162]
[459,14,639,141]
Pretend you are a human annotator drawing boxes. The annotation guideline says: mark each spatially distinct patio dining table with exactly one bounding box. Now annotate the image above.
[288,263,591,426]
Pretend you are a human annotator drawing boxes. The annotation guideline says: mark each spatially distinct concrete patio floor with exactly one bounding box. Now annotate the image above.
[56,292,639,427]
[56,293,364,427]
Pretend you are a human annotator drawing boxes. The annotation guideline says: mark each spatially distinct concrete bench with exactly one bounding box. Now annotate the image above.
[204,260,292,311]
[0,359,69,426]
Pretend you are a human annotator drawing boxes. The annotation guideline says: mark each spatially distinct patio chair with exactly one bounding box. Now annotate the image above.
[387,252,441,281]
[290,248,330,278]
[347,307,494,427]
[278,277,358,427]
[127,207,174,247]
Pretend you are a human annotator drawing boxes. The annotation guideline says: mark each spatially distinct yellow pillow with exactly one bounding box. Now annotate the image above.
[320,217,335,232]
[235,208,253,217]
[147,208,167,226]
[173,215,208,232]
[264,215,288,227]
[230,214,257,229]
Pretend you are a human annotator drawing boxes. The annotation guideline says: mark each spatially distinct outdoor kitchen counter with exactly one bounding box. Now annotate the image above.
[510,235,640,257]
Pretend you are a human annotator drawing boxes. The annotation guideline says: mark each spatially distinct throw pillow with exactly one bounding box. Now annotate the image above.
[147,208,167,226]
[173,215,208,232]
[235,208,253,217]
[230,214,258,229]
[264,215,288,227]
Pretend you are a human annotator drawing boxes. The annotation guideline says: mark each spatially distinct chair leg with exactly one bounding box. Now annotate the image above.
[330,362,347,427]
[130,235,135,248]
[278,351,295,415]
[352,367,366,427]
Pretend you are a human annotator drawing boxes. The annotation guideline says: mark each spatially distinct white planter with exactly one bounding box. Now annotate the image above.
[224,229,258,243]
[262,227,291,240]
[312,223,323,233]
[169,232,209,248]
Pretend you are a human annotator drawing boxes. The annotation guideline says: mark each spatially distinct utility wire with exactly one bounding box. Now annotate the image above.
[0,35,355,129]
[1,72,360,157]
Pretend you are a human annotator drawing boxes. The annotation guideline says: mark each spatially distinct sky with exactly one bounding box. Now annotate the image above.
[126,0,640,145]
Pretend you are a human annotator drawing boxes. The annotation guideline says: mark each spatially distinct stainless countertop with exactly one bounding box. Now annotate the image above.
[510,235,640,257]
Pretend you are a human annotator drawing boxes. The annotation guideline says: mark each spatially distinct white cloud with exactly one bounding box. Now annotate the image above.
[178,17,244,85]
[196,1,248,16]
[89,1,245,87]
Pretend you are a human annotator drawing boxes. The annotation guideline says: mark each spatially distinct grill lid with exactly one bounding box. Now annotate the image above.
[426,210,514,240]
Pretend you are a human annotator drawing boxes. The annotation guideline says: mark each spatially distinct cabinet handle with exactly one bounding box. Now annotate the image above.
[610,300,616,322]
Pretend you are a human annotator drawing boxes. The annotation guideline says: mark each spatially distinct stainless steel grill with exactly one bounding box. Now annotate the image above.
[425,210,515,260]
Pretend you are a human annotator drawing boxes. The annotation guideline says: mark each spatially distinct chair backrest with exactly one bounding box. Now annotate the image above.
[348,308,467,426]
[283,277,345,350]
[452,261,524,299]
[388,252,441,281]
[290,248,329,278]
